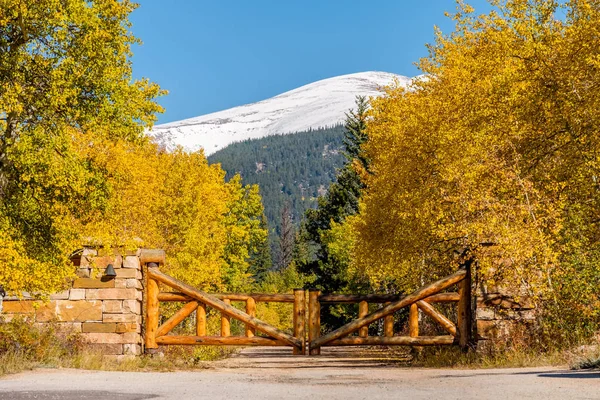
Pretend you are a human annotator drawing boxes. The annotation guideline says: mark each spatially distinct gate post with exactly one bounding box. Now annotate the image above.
[308,289,321,355]
[293,289,306,355]
[145,262,160,353]
[457,259,473,352]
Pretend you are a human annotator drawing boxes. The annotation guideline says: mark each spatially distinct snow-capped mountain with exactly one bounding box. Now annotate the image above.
[149,71,412,156]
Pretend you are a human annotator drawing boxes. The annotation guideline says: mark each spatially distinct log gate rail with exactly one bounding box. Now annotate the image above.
[144,262,474,356]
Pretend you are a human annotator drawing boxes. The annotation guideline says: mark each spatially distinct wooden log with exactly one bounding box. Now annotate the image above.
[327,335,455,346]
[319,294,402,303]
[157,292,458,304]
[358,301,368,338]
[457,262,473,351]
[145,276,159,351]
[308,289,321,355]
[157,300,198,337]
[139,249,166,265]
[311,269,466,348]
[409,303,419,338]
[221,299,231,337]
[384,302,394,337]
[155,336,288,346]
[196,302,206,336]
[423,293,460,303]
[245,298,256,337]
[416,300,457,336]
[157,292,294,303]
[148,268,301,348]
[293,289,306,355]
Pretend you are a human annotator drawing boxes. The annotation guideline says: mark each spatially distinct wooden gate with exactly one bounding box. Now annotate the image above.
[307,263,474,354]
[144,265,306,354]
[143,263,474,356]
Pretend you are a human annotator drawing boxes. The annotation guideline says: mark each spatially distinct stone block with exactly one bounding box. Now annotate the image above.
[50,290,70,300]
[2,300,37,314]
[103,313,138,323]
[92,255,123,269]
[116,323,139,333]
[135,290,143,301]
[102,300,123,313]
[35,302,58,322]
[477,293,535,310]
[75,268,91,278]
[73,278,115,289]
[82,332,140,344]
[123,344,142,355]
[126,279,143,289]
[122,300,141,314]
[86,288,137,300]
[476,308,495,320]
[79,248,98,268]
[83,343,123,355]
[115,269,138,279]
[82,323,117,333]
[53,300,102,322]
[114,279,127,288]
[477,320,498,339]
[123,256,140,270]
[68,289,86,300]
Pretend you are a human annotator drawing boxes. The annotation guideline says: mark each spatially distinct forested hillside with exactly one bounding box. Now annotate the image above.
[208,126,346,256]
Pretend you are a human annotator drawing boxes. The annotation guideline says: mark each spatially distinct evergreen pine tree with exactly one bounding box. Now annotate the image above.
[298,96,371,328]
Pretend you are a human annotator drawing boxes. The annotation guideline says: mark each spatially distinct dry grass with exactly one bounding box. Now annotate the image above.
[0,316,237,376]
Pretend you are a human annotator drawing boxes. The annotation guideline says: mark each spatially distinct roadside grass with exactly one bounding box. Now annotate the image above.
[0,317,237,376]
[0,316,597,375]
[406,342,599,370]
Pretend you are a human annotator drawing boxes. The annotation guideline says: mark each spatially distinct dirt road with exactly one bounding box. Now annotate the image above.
[0,347,598,400]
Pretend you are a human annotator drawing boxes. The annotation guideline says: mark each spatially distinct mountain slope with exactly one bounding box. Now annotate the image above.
[208,126,347,258]
[150,71,411,156]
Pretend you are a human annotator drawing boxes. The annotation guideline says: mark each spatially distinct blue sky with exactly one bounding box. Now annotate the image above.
[130,1,491,124]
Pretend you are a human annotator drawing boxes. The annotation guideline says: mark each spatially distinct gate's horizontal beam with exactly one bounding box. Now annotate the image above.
[311,269,466,348]
[156,291,460,304]
[157,292,294,303]
[327,335,455,346]
[155,335,288,346]
[148,268,302,349]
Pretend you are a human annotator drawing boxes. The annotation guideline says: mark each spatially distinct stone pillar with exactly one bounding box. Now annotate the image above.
[78,248,143,359]
[1,247,150,361]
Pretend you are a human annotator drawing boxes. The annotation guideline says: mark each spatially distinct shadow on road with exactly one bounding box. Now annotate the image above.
[0,391,158,400]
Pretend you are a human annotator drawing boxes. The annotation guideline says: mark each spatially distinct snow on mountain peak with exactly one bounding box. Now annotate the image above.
[149,71,413,156]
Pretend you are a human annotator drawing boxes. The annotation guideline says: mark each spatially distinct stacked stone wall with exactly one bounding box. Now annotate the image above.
[475,290,536,345]
[0,247,146,359]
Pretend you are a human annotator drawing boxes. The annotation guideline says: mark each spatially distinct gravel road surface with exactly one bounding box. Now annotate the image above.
[0,347,598,400]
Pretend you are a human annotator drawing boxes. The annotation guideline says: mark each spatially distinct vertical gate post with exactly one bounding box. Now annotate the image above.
[358,301,369,338]
[308,289,321,355]
[221,299,231,337]
[457,260,473,352]
[409,303,419,338]
[384,302,394,337]
[196,302,207,336]
[293,289,306,355]
[145,263,160,353]
[245,297,256,337]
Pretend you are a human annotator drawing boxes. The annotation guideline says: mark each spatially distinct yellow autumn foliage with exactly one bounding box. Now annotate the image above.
[352,0,600,326]
[0,0,267,295]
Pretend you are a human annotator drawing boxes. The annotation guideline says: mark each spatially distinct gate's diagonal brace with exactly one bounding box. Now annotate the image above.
[148,268,302,349]
[311,268,466,348]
